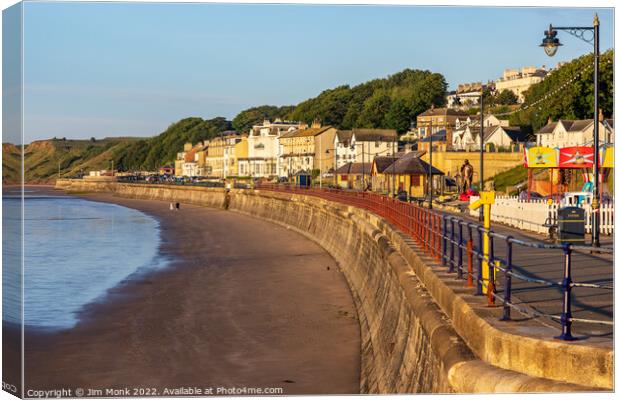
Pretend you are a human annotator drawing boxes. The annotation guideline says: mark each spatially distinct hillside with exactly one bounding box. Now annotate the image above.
[287,69,447,133]
[6,53,612,183]
[2,138,140,184]
[3,143,22,183]
[510,49,614,130]
[112,117,232,171]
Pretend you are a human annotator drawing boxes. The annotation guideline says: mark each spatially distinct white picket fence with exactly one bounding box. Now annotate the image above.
[468,195,614,235]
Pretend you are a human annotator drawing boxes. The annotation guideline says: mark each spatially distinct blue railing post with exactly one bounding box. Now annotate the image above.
[476,226,483,295]
[449,218,455,273]
[488,233,495,305]
[556,244,575,341]
[442,216,448,267]
[500,237,513,321]
[457,221,463,280]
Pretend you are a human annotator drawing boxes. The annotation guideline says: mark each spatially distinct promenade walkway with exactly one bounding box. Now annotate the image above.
[256,184,613,344]
[440,207,613,340]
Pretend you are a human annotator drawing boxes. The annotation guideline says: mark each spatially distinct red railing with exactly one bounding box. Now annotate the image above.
[256,183,443,259]
[254,183,614,341]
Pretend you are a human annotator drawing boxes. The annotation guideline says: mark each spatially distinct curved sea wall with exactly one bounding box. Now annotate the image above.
[55,180,607,393]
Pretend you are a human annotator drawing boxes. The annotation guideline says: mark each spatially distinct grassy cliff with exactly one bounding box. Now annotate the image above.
[3,138,139,184]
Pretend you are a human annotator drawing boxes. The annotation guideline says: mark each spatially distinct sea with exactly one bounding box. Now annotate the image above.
[2,188,165,330]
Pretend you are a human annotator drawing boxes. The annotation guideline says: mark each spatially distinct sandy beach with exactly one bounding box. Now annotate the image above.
[9,190,360,395]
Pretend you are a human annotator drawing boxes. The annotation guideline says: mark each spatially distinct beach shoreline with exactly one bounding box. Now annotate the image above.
[7,189,361,395]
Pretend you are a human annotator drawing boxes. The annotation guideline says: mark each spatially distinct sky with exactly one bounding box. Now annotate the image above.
[14,3,615,142]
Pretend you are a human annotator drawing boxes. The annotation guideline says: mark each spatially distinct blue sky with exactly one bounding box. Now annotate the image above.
[20,3,613,142]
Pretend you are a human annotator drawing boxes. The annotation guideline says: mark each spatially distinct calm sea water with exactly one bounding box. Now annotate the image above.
[2,192,165,330]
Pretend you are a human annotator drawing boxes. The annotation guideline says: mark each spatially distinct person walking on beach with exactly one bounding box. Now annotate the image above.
[175,202,180,211]
[169,202,174,211]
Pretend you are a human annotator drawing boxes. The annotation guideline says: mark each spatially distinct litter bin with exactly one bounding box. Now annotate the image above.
[557,207,586,244]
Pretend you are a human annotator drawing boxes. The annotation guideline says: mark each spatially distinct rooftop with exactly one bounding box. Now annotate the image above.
[335,162,373,175]
[537,119,615,134]
[383,151,444,175]
[419,130,447,142]
[351,128,398,142]
[280,126,334,139]
[418,107,469,118]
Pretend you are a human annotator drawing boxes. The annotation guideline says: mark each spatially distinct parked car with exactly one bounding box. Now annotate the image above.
[518,190,544,201]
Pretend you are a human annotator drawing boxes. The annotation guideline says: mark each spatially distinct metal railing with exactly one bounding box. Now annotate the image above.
[255,183,613,341]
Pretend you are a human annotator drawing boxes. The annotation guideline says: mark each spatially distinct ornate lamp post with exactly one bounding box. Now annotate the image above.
[427,120,433,209]
[540,14,601,247]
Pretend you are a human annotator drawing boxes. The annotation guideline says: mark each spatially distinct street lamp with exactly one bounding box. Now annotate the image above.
[427,120,434,210]
[540,14,601,247]
[454,93,485,221]
[540,24,562,56]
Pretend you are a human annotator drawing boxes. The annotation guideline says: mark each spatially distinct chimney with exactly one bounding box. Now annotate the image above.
[599,108,604,121]
[311,119,321,129]
[547,116,553,125]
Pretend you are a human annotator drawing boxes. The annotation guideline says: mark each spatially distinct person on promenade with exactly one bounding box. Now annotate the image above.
[175,202,180,211]
[169,202,174,211]
[460,160,474,192]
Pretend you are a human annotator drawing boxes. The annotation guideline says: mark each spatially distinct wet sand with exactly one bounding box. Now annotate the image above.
[11,191,361,395]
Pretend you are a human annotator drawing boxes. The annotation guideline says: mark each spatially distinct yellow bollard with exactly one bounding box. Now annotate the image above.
[468,191,495,294]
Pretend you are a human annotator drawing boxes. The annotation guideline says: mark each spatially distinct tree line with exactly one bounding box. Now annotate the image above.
[109,51,613,170]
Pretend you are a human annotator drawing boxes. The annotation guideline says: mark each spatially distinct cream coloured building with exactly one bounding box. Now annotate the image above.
[278,123,338,178]
[494,66,547,103]
[246,119,300,178]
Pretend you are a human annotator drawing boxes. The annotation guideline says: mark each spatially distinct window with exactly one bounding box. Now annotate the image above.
[411,175,421,186]
[375,141,380,148]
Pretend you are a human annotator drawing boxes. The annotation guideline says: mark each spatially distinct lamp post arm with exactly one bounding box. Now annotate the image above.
[546,16,600,246]
[552,26,595,45]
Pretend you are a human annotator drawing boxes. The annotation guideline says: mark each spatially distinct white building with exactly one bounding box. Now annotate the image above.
[182,162,199,177]
[494,66,547,103]
[536,118,614,148]
[452,114,526,151]
[333,129,398,170]
[455,114,508,129]
[246,119,300,178]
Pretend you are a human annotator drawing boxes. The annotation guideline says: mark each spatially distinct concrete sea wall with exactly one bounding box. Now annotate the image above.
[55,180,607,393]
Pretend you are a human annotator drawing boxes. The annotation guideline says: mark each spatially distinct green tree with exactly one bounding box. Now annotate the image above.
[495,89,518,105]
[232,105,295,132]
[288,68,447,129]
[384,98,411,133]
[356,92,392,128]
[510,49,613,131]
[113,117,232,170]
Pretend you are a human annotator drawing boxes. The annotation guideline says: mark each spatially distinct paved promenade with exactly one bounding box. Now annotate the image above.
[441,207,613,341]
